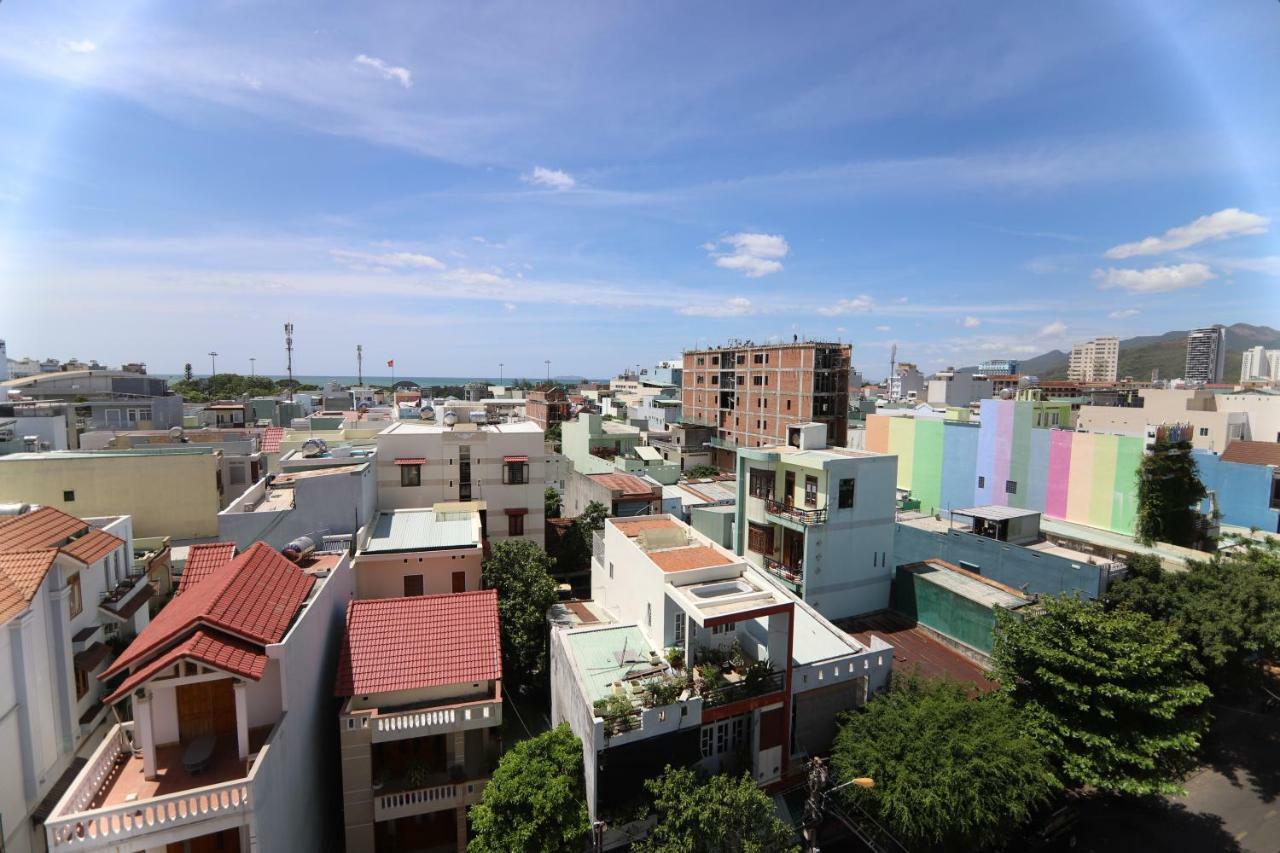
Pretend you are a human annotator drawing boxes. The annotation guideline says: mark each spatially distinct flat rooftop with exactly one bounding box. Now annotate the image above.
[904,560,1030,609]
[897,512,1108,565]
[648,545,733,573]
[841,611,995,693]
[953,504,1041,522]
[363,508,479,554]
[380,420,541,435]
[563,624,665,705]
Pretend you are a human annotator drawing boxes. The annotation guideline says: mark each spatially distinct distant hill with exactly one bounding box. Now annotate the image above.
[983,323,1280,382]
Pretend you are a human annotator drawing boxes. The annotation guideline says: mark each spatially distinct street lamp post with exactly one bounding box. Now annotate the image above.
[545,359,551,382]
[208,351,218,377]
[499,362,504,383]
[802,756,874,853]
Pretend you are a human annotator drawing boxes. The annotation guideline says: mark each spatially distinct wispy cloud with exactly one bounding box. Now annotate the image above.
[874,324,891,332]
[60,39,97,55]
[679,297,755,317]
[353,54,413,88]
[817,295,875,316]
[521,167,576,191]
[1108,308,1140,319]
[1039,321,1067,337]
[1093,263,1216,293]
[961,315,981,328]
[1105,208,1268,259]
[705,233,789,278]
[330,248,445,270]
[1219,255,1280,277]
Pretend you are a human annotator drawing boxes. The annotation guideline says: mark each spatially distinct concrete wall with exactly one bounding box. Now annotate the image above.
[1194,451,1280,533]
[0,452,222,539]
[895,567,1001,655]
[549,629,604,821]
[354,548,482,599]
[218,464,378,550]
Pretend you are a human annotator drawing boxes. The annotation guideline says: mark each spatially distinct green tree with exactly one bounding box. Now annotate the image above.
[993,596,1210,795]
[682,464,721,480]
[481,539,559,686]
[546,421,562,448]
[831,675,1060,851]
[558,500,610,572]
[183,362,193,382]
[468,723,589,853]
[1107,551,1280,689]
[1135,439,1208,546]
[545,487,562,520]
[635,766,798,853]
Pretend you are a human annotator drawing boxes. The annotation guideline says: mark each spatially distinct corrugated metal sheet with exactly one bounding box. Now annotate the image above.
[364,509,478,553]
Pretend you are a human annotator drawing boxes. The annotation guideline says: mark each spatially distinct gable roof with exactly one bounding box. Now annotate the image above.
[102,542,314,680]
[260,427,285,454]
[0,551,59,623]
[334,589,500,697]
[179,542,238,594]
[103,629,269,704]
[1221,441,1280,468]
[0,507,126,624]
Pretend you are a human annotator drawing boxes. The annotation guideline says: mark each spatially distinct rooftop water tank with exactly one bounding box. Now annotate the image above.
[442,411,458,427]
[300,438,329,458]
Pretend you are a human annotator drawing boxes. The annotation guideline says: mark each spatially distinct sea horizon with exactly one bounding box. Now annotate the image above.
[156,373,594,386]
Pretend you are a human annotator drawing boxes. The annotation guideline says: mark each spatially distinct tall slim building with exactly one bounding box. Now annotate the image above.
[1240,345,1279,382]
[682,340,850,467]
[1067,336,1120,383]
[1185,326,1227,385]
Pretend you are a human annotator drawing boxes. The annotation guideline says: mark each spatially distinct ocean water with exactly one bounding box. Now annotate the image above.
[158,374,590,386]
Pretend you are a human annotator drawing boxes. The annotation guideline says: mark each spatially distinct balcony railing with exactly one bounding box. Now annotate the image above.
[762,556,803,588]
[46,723,256,850]
[373,779,487,822]
[702,669,785,708]
[363,696,502,743]
[764,500,827,525]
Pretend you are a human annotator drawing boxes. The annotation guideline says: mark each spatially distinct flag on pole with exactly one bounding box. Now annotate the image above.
[387,359,394,368]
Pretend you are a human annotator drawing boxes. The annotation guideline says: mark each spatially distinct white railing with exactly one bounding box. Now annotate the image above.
[370,697,501,743]
[373,779,487,822]
[58,724,133,817]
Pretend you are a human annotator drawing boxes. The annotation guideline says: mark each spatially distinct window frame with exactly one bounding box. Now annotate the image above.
[508,512,525,537]
[400,464,422,488]
[1005,480,1018,495]
[403,574,424,596]
[67,572,83,618]
[838,478,855,509]
[503,461,530,485]
[804,475,818,507]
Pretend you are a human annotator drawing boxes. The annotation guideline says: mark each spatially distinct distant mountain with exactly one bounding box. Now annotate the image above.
[1011,323,1280,382]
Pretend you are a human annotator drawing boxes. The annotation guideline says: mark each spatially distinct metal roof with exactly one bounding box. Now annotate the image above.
[363,509,478,554]
[634,446,662,461]
[564,624,662,705]
[952,504,1041,522]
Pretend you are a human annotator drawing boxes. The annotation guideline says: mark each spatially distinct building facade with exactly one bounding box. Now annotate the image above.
[681,341,850,468]
[1185,326,1227,385]
[978,359,1019,375]
[1067,337,1120,383]
[524,388,571,431]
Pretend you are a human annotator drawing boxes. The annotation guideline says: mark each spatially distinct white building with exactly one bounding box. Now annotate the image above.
[734,423,898,620]
[1185,326,1227,386]
[44,542,353,853]
[925,370,992,408]
[219,462,378,551]
[1240,346,1280,383]
[1068,336,1120,383]
[375,419,546,547]
[0,508,152,853]
[550,514,892,847]
[888,363,924,402]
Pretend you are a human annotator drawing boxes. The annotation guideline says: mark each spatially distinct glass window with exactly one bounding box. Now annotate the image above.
[504,462,529,485]
[508,512,525,536]
[700,726,713,757]
[977,475,985,489]
[67,572,82,618]
[804,475,818,507]
[63,490,75,502]
[1005,480,1018,495]
[838,478,855,509]
[403,575,424,596]
[75,668,89,700]
[748,468,773,500]
[400,464,421,487]
[673,613,685,646]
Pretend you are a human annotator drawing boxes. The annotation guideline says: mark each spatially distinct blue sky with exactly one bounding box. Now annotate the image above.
[1,1,1278,379]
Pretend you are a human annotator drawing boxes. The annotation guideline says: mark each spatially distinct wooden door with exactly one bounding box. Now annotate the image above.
[177,680,237,741]
[784,471,795,508]
[451,571,466,593]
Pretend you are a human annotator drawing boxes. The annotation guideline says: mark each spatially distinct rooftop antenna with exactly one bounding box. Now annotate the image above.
[889,343,898,394]
[356,344,363,387]
[284,322,295,387]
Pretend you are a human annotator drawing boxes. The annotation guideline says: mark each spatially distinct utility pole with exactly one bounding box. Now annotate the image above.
[802,756,876,853]
[208,351,218,377]
[284,322,295,386]
[499,362,504,384]
[356,344,363,386]
[545,359,551,383]
[249,357,256,377]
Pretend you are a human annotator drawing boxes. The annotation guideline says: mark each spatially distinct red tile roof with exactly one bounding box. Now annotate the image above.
[0,507,86,552]
[179,542,238,594]
[0,550,58,623]
[260,427,285,454]
[63,529,124,564]
[104,630,269,704]
[334,589,500,697]
[648,545,733,573]
[1221,441,1280,468]
[102,542,314,681]
[0,508,126,623]
[588,472,658,498]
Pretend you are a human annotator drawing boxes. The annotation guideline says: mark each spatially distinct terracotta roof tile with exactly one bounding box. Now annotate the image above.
[334,589,500,697]
[104,629,269,704]
[179,542,238,594]
[0,550,58,622]
[613,517,681,537]
[1221,441,1280,468]
[102,542,313,680]
[0,507,86,552]
[648,545,733,573]
[588,472,659,498]
[63,529,124,564]
[0,507,127,624]
[260,427,285,454]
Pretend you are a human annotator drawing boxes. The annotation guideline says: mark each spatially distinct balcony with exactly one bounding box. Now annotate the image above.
[764,499,826,525]
[45,722,275,851]
[708,435,738,450]
[762,556,803,592]
[372,745,496,821]
[374,780,487,822]
[699,668,785,708]
[351,695,502,744]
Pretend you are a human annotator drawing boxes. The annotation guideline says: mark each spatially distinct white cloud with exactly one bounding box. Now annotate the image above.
[60,39,96,54]
[503,302,517,312]
[239,73,263,91]
[1220,255,1280,277]
[706,232,789,278]
[1039,321,1067,337]
[330,248,445,270]
[894,296,909,304]
[353,54,412,88]
[817,295,875,316]
[522,167,576,191]
[679,297,755,317]
[962,315,981,328]
[1092,262,1216,294]
[874,324,891,332]
[1108,308,1140,319]
[1105,208,1269,259]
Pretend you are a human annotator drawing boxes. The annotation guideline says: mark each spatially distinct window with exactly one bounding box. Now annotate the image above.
[609,561,614,579]
[736,354,745,365]
[696,356,705,366]
[804,475,818,507]
[228,464,246,486]
[452,571,466,593]
[711,355,719,365]
[63,490,75,502]
[67,572,82,618]
[1005,480,1018,495]
[838,478,855,509]
[400,464,421,487]
[403,574,424,596]
[736,376,744,386]
[752,375,764,386]
[1199,427,1209,437]
[748,468,773,500]
[1271,475,1280,511]
[700,726,713,757]
[503,461,529,485]
[977,476,985,489]
[696,375,704,384]
[747,522,773,554]
[711,621,736,636]
[508,512,525,536]
[646,603,652,626]
[673,613,685,646]
[75,668,89,700]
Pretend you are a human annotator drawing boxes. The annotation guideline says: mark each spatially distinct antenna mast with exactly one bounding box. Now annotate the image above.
[356,344,363,386]
[284,322,295,386]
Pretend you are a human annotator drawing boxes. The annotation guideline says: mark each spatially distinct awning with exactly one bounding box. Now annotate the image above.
[503,455,529,463]
[99,583,155,621]
[394,457,426,465]
[505,508,529,516]
[74,642,111,672]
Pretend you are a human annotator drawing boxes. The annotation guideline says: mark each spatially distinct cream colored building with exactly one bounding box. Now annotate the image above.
[354,505,485,599]
[0,448,223,539]
[1076,388,1248,451]
[1068,336,1120,383]
[375,420,546,547]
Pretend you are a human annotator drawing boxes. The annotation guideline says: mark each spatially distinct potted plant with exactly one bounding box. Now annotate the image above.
[404,760,430,790]
[665,646,685,671]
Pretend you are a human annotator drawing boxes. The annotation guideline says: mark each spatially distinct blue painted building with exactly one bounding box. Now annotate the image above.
[1193,449,1280,533]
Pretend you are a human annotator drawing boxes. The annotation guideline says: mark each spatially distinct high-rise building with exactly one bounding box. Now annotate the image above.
[1067,336,1120,383]
[978,358,1019,375]
[681,340,850,467]
[1240,345,1279,382]
[1185,326,1227,385]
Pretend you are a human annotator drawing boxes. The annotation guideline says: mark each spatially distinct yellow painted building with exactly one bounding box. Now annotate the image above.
[0,448,223,539]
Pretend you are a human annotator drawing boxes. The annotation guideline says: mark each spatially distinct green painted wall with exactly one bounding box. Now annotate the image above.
[895,567,999,655]
[910,419,944,516]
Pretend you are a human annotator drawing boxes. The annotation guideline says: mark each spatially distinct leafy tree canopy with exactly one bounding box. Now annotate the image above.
[993,596,1210,795]
[555,500,610,574]
[468,724,589,853]
[635,766,798,853]
[545,487,563,520]
[1107,547,1280,689]
[1135,439,1208,547]
[482,539,559,686]
[682,464,722,480]
[832,675,1060,851]
[172,372,286,403]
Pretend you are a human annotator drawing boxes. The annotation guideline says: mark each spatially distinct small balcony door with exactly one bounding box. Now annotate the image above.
[177,679,237,741]
[784,471,795,508]
[783,528,804,571]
